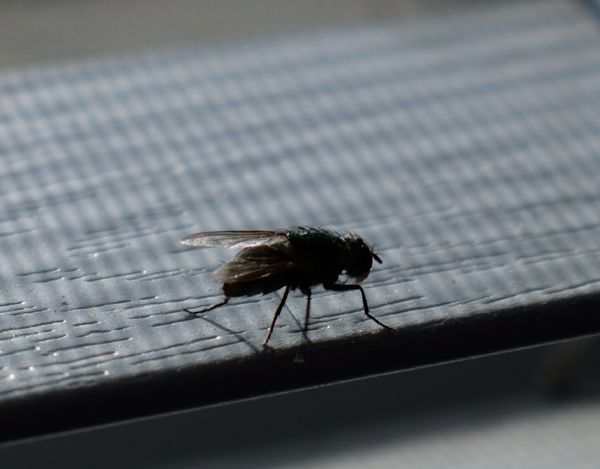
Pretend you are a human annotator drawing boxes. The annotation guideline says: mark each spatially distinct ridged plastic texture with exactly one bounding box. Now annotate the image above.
[0,0,599,437]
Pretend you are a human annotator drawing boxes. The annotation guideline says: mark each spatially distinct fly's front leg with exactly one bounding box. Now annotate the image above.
[323,283,399,335]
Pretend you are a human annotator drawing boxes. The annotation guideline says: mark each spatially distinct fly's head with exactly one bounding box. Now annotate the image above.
[343,233,382,283]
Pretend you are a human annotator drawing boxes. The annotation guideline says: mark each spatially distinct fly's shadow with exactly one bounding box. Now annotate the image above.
[187,310,262,354]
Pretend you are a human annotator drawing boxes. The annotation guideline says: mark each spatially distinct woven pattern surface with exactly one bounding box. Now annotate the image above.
[0,0,600,409]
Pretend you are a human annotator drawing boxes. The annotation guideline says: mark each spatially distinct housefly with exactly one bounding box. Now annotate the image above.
[181,226,396,346]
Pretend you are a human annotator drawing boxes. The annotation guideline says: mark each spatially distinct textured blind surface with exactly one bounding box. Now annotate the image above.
[1,0,600,439]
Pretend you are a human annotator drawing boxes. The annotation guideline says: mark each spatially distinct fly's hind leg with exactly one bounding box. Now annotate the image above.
[184,296,229,315]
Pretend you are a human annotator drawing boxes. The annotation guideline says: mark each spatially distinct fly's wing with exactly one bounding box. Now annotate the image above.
[214,239,296,283]
[181,230,287,249]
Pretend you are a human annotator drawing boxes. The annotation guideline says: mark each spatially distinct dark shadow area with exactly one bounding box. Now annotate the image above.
[2,335,599,468]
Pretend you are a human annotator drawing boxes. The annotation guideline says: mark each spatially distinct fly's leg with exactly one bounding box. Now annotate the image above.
[304,288,312,334]
[263,285,290,347]
[323,283,399,335]
[184,297,229,315]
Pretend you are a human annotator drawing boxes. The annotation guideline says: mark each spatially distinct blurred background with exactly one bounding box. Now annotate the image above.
[1,0,600,467]
[0,0,475,69]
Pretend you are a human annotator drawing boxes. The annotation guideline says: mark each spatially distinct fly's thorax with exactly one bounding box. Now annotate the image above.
[286,227,346,258]
[285,227,380,283]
